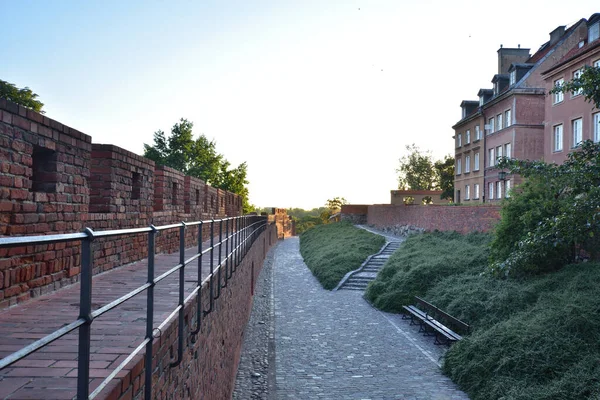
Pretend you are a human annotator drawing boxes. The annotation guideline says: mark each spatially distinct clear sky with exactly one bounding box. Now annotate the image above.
[1,1,597,209]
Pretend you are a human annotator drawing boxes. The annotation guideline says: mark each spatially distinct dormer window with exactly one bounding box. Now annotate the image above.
[589,22,599,43]
[510,70,516,85]
[479,97,484,106]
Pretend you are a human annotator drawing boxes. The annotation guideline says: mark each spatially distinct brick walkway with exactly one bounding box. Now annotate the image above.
[0,235,231,399]
[273,237,469,400]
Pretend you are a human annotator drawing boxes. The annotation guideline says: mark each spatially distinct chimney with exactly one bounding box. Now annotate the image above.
[497,46,531,74]
[549,26,566,45]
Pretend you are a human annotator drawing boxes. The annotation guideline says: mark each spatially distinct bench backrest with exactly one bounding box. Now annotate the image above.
[415,296,470,334]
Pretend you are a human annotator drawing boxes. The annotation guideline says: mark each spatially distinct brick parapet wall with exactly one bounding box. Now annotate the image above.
[104,224,277,400]
[366,204,501,234]
[0,98,250,309]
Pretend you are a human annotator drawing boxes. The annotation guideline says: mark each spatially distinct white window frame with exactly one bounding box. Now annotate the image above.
[554,124,563,152]
[466,130,471,144]
[504,143,511,159]
[465,185,470,200]
[510,70,516,85]
[505,109,511,127]
[505,180,511,198]
[572,118,582,147]
[497,114,503,131]
[474,152,480,171]
[488,148,495,167]
[496,181,503,199]
[595,59,600,68]
[457,158,462,175]
[496,145,502,161]
[554,79,564,104]
[475,125,481,140]
[594,112,600,143]
[474,183,480,200]
[489,117,495,133]
[589,22,599,43]
[457,133,462,147]
[465,155,471,173]
[488,182,494,200]
[572,69,583,96]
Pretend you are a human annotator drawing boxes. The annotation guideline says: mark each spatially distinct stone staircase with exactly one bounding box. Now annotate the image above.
[336,241,402,291]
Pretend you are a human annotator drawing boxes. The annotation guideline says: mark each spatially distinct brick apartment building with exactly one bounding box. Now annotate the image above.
[453,16,592,203]
[542,14,600,164]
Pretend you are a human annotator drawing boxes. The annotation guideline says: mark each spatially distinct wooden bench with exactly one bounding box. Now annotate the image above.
[402,296,470,345]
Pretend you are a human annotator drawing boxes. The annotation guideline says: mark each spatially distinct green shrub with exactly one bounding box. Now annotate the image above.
[299,221,385,289]
[364,231,491,311]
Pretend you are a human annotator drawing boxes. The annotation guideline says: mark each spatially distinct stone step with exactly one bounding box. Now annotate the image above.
[339,286,365,291]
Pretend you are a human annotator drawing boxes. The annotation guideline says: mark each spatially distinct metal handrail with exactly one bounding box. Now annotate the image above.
[0,215,268,399]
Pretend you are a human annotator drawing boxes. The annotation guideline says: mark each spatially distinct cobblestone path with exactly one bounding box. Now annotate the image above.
[272,237,469,400]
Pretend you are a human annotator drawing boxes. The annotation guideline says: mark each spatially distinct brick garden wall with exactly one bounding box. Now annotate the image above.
[365,204,501,234]
[0,99,243,310]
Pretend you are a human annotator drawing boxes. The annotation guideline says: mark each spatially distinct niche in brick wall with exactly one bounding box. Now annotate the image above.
[195,189,200,205]
[172,182,178,205]
[132,172,142,200]
[31,146,58,193]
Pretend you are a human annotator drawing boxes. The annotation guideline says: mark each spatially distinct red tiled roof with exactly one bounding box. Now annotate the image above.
[543,39,600,75]
[528,19,585,65]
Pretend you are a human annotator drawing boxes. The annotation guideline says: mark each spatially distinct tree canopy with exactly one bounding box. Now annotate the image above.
[396,144,454,199]
[489,140,600,277]
[143,118,251,213]
[0,79,44,113]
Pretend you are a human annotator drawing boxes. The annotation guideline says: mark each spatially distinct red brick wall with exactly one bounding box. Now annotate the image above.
[366,204,501,234]
[0,99,246,309]
[104,224,277,400]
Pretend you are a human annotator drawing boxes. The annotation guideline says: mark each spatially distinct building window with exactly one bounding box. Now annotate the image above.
[475,125,481,140]
[489,182,494,200]
[474,152,480,171]
[496,181,503,199]
[510,70,516,85]
[589,22,599,43]
[572,69,583,96]
[505,109,511,127]
[594,112,600,143]
[554,79,564,103]
[505,180,511,198]
[572,118,582,147]
[474,183,480,199]
[457,133,462,147]
[496,145,502,162]
[504,143,512,159]
[465,185,470,200]
[489,117,495,133]
[497,114,503,131]
[466,130,471,144]
[554,124,563,152]
[465,155,471,173]
[457,158,462,175]
[488,148,495,167]
[595,60,600,68]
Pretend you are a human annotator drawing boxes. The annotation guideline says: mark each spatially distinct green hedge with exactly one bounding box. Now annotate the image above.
[365,231,600,399]
[299,221,385,290]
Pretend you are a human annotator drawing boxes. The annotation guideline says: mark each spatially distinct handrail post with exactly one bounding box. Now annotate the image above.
[224,219,229,284]
[191,222,203,335]
[205,219,215,315]
[77,228,95,400]
[170,222,186,368]
[215,219,223,298]
[144,225,157,399]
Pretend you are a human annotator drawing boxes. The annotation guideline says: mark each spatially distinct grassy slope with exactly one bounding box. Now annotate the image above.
[365,231,600,400]
[299,221,385,290]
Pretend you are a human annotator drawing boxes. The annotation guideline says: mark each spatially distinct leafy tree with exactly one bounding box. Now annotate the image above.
[489,140,600,277]
[550,64,600,108]
[434,155,455,200]
[397,144,437,190]
[0,79,44,113]
[325,197,347,213]
[397,144,454,199]
[143,118,251,213]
